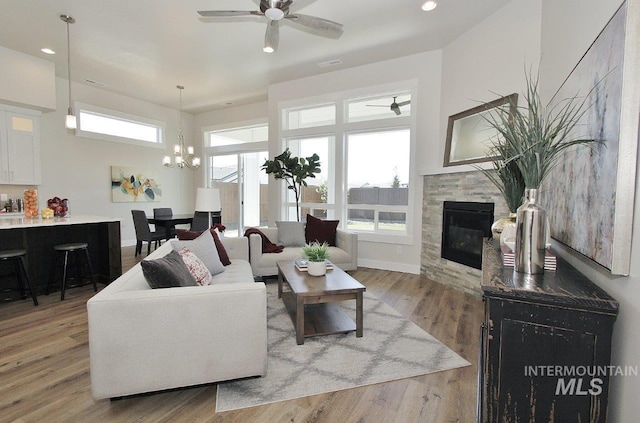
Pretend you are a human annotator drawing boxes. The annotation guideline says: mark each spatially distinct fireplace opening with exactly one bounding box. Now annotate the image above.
[441,201,494,269]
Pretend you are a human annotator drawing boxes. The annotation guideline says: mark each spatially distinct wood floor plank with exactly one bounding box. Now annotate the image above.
[0,245,483,423]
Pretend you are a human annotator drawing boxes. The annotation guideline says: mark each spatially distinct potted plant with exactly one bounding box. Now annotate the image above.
[262,148,321,222]
[477,106,526,242]
[485,72,603,274]
[302,241,330,276]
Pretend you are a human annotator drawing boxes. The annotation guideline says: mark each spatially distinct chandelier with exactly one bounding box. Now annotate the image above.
[163,85,200,169]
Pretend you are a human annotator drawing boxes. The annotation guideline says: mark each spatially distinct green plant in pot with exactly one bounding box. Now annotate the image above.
[485,72,603,274]
[262,148,321,222]
[478,117,526,242]
[302,241,330,276]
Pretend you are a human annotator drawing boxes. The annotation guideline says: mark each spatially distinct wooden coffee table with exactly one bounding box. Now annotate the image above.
[277,260,366,345]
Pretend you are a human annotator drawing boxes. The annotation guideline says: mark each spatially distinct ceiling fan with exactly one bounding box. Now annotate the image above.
[198,0,344,53]
[367,97,411,116]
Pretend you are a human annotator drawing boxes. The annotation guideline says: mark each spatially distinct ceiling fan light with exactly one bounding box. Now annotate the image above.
[422,1,438,11]
[265,7,285,20]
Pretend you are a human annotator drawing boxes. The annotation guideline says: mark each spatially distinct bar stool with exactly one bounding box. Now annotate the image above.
[0,249,38,306]
[47,243,97,300]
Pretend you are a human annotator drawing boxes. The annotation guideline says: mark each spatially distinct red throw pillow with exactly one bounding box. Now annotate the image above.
[305,214,339,246]
[176,228,231,266]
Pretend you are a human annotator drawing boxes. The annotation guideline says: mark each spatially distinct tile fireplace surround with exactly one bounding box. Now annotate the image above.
[422,170,508,296]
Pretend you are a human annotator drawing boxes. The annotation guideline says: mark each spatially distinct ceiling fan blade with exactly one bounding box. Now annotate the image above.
[198,10,263,17]
[396,100,411,107]
[285,13,344,38]
[264,20,280,52]
[366,105,389,108]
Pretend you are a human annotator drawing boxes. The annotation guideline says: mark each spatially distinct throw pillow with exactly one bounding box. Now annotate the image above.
[210,228,231,265]
[172,229,225,276]
[141,250,198,289]
[276,221,306,247]
[178,247,212,286]
[305,214,340,246]
[176,227,231,266]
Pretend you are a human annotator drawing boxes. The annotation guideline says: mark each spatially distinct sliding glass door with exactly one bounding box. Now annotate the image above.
[208,151,268,236]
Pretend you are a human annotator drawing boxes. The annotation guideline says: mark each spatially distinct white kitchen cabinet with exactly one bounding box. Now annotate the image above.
[0,106,41,185]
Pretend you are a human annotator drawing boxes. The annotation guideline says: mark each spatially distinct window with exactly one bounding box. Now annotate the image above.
[285,136,334,220]
[284,104,336,130]
[280,86,415,242]
[75,102,164,146]
[203,122,269,237]
[208,125,268,147]
[347,94,411,123]
[346,129,410,233]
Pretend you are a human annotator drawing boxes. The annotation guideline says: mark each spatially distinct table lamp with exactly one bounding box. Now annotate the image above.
[195,188,221,229]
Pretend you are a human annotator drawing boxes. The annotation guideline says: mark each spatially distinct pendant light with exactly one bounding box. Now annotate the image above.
[163,85,200,169]
[61,15,77,129]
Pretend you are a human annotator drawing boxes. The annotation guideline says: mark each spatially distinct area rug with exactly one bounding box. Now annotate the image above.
[215,282,470,412]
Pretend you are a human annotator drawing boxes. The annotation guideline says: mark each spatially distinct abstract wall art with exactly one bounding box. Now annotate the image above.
[543,1,639,275]
[111,166,162,203]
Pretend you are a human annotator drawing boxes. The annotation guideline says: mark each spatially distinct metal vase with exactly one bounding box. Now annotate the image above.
[515,188,546,274]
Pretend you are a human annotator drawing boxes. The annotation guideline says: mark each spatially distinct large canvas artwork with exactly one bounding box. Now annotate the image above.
[111,166,162,203]
[543,1,639,275]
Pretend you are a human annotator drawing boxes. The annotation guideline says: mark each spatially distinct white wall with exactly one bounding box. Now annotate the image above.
[194,101,268,131]
[37,77,199,245]
[0,46,56,111]
[267,51,443,274]
[426,0,542,176]
[540,0,639,421]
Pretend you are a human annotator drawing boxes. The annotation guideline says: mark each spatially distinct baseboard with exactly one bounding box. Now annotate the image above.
[121,239,137,247]
[357,259,420,274]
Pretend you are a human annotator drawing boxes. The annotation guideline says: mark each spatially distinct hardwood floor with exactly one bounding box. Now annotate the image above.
[0,245,483,423]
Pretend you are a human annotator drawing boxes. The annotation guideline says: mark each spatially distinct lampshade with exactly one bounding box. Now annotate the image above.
[195,188,221,212]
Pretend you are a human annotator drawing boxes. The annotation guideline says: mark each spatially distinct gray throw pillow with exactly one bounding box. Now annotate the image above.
[141,250,198,289]
[276,221,306,247]
[172,229,225,276]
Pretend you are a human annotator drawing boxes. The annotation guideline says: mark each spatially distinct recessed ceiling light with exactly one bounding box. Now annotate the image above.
[41,48,55,55]
[422,1,438,11]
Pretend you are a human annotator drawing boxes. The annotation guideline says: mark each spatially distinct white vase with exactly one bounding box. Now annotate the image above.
[307,261,327,276]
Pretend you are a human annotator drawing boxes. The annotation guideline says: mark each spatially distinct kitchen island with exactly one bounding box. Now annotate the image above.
[0,215,121,298]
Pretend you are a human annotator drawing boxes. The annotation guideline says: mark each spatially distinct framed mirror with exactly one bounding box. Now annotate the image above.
[443,93,518,167]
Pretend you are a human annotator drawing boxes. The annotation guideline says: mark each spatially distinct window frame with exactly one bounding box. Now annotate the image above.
[278,81,418,244]
[74,102,165,148]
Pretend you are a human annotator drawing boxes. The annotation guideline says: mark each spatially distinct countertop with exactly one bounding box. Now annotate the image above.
[0,215,120,229]
[482,238,619,314]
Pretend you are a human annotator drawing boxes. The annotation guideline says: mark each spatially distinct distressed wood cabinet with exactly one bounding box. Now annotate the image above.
[479,239,619,422]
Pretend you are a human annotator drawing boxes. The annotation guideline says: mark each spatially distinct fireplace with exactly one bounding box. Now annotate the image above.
[441,201,494,269]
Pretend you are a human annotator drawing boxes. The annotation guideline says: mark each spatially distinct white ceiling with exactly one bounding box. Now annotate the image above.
[0,0,511,113]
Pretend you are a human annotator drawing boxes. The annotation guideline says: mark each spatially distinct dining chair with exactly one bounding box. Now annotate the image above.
[153,208,175,238]
[190,211,211,232]
[131,210,166,256]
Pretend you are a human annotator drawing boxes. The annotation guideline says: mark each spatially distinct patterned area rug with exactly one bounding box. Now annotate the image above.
[215,282,470,412]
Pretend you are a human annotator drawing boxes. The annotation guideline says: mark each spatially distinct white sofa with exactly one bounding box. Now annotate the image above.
[87,236,267,400]
[248,227,357,277]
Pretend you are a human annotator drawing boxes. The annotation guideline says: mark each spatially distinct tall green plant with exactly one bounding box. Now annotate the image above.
[262,148,321,222]
[478,140,525,214]
[487,73,603,189]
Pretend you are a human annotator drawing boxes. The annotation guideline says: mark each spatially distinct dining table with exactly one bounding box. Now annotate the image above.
[147,213,193,240]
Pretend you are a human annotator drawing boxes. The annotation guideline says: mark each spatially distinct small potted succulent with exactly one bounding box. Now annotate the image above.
[302,241,330,276]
